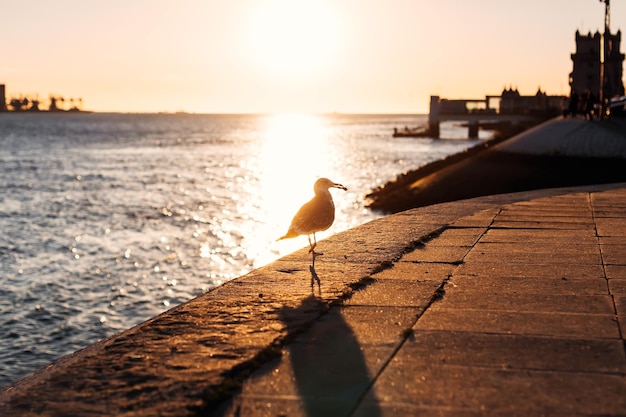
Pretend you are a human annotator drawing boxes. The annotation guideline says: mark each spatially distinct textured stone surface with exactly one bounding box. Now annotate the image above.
[2,183,626,416]
[216,185,626,417]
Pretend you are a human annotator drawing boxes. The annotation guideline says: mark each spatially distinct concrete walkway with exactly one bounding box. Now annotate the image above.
[2,182,624,416]
[216,185,626,416]
[496,116,626,158]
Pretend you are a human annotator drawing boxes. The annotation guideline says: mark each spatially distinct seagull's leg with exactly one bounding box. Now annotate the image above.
[307,235,316,253]
[310,233,323,256]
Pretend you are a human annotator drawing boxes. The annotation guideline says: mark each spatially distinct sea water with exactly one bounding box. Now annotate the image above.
[0,112,491,387]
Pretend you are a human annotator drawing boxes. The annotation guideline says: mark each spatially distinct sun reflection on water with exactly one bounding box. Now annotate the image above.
[242,113,345,265]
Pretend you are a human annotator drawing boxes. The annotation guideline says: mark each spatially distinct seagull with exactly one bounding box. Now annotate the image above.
[278,178,347,256]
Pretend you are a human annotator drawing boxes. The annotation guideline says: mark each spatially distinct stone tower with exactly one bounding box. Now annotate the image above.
[569,30,625,100]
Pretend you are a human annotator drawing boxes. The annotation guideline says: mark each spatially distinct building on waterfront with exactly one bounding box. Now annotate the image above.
[569,30,625,101]
[0,84,7,111]
[433,87,564,117]
[0,83,84,112]
[424,88,564,139]
[499,87,564,116]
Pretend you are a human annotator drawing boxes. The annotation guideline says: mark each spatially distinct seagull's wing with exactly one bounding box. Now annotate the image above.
[289,196,335,235]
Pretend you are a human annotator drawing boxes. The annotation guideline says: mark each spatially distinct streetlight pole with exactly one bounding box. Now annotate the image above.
[599,0,610,118]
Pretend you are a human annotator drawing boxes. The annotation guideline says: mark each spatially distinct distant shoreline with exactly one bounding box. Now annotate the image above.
[0,109,92,114]
[0,111,429,117]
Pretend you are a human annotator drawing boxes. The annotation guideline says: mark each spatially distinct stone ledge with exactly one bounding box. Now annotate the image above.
[1,183,625,417]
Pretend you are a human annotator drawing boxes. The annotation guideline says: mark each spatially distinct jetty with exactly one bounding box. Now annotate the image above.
[394,89,564,139]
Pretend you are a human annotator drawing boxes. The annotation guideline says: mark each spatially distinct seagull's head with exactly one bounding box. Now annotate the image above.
[314,178,348,194]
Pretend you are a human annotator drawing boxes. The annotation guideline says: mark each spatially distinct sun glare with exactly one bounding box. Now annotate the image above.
[248,114,338,261]
[247,1,339,80]
[260,114,332,217]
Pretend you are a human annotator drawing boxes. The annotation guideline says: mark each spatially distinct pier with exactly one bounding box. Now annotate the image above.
[426,91,563,139]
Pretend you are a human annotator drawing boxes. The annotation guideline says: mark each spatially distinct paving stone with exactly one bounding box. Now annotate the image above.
[454,262,605,279]
[433,290,615,315]
[397,330,626,373]
[600,244,626,265]
[354,405,618,417]
[490,220,598,230]
[479,228,598,244]
[344,280,442,309]
[472,242,599,255]
[401,245,472,263]
[373,261,456,282]
[415,308,620,339]
[596,218,626,236]
[607,265,626,280]
[452,274,609,295]
[492,215,594,225]
[594,208,626,217]
[353,404,497,417]
[359,361,626,416]
[425,227,487,247]
[500,199,590,208]
[601,236,626,245]
[320,306,419,345]
[463,248,602,265]
[449,209,498,227]
[502,204,587,214]
[215,397,324,417]
[501,206,592,216]
[609,278,626,294]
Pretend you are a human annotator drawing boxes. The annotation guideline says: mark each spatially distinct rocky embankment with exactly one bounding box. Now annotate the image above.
[367,117,626,213]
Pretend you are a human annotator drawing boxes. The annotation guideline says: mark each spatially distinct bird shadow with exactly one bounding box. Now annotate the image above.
[309,253,322,296]
[275,297,382,416]
[215,295,382,416]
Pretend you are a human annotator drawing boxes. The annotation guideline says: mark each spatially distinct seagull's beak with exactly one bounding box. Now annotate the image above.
[333,183,348,191]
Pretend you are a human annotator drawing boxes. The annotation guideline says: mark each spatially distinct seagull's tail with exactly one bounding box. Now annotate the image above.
[276,230,298,241]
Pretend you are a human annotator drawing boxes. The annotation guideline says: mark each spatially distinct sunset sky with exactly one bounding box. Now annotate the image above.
[2,0,624,114]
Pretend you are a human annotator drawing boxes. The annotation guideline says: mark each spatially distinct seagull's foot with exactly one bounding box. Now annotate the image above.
[308,247,323,256]
[307,240,319,255]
